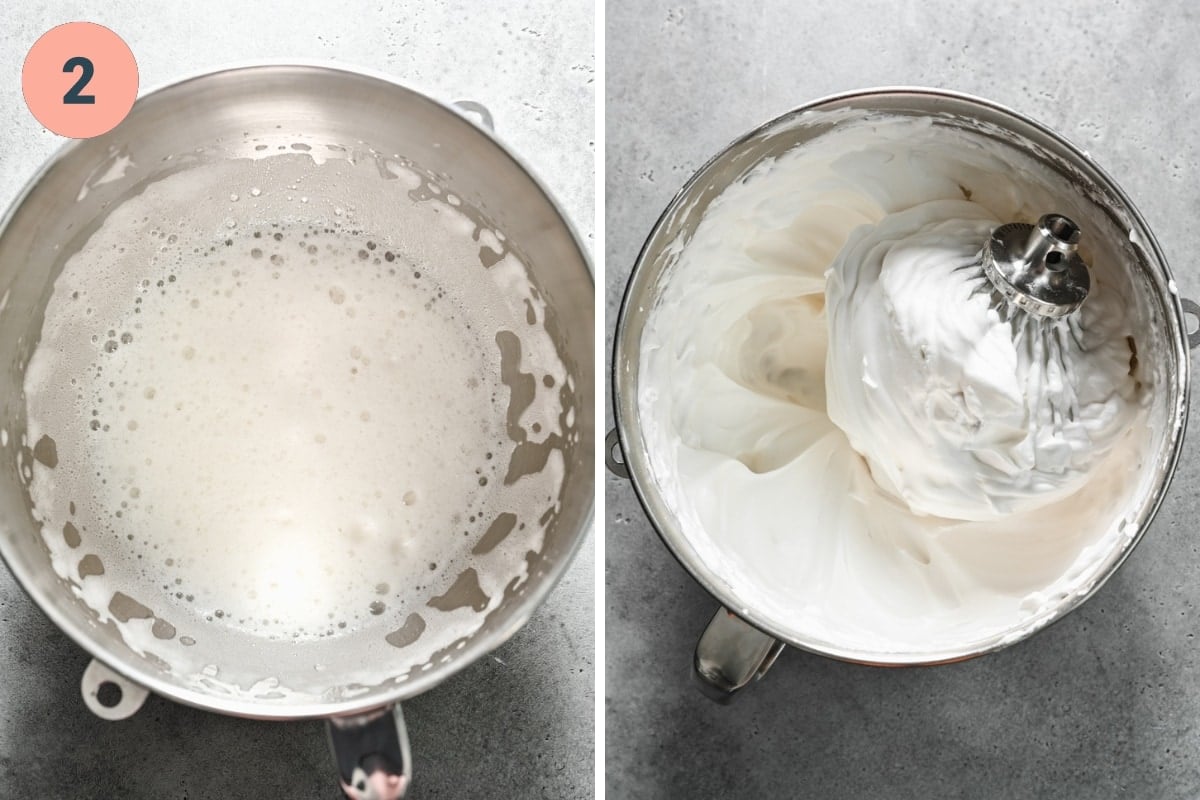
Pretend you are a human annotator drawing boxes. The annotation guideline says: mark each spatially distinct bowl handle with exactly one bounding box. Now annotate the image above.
[80,658,149,720]
[327,705,412,800]
[604,428,629,478]
[453,100,495,133]
[1182,298,1200,350]
[693,608,785,704]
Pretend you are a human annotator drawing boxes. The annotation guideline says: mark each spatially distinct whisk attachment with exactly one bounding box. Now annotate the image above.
[981,213,1090,318]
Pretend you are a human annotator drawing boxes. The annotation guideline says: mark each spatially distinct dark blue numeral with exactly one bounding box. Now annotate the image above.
[62,57,96,105]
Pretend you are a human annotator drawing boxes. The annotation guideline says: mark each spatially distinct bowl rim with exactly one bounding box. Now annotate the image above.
[0,59,595,719]
[611,85,1191,667]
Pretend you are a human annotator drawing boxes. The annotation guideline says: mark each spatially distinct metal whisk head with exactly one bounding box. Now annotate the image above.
[981,213,1090,318]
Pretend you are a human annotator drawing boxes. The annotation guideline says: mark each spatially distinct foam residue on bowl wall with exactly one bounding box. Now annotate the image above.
[19,136,579,702]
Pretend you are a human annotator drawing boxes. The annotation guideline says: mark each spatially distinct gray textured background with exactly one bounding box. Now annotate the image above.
[0,2,594,798]
[606,1,1200,798]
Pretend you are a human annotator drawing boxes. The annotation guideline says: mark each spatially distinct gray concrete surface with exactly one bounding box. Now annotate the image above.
[606,1,1200,798]
[0,2,594,798]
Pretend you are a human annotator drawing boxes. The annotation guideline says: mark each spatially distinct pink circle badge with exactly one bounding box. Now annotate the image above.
[22,22,139,139]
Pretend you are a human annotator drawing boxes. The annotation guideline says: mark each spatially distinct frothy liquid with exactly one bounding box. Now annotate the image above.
[24,152,569,667]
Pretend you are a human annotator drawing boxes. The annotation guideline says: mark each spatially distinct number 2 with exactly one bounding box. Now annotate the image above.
[62,56,96,105]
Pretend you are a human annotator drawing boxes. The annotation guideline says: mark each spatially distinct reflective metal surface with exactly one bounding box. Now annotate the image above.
[0,64,594,719]
[612,87,1192,667]
[328,707,411,800]
[981,212,1091,317]
[692,608,785,703]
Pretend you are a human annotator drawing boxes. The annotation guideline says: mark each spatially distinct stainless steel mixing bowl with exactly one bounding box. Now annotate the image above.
[0,64,593,797]
[608,87,1197,698]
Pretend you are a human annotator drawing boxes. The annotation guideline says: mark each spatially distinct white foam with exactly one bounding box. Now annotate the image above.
[25,152,569,678]
[639,114,1156,658]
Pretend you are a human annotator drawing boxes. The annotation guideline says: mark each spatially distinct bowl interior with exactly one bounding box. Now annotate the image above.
[615,89,1188,664]
[0,65,594,716]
